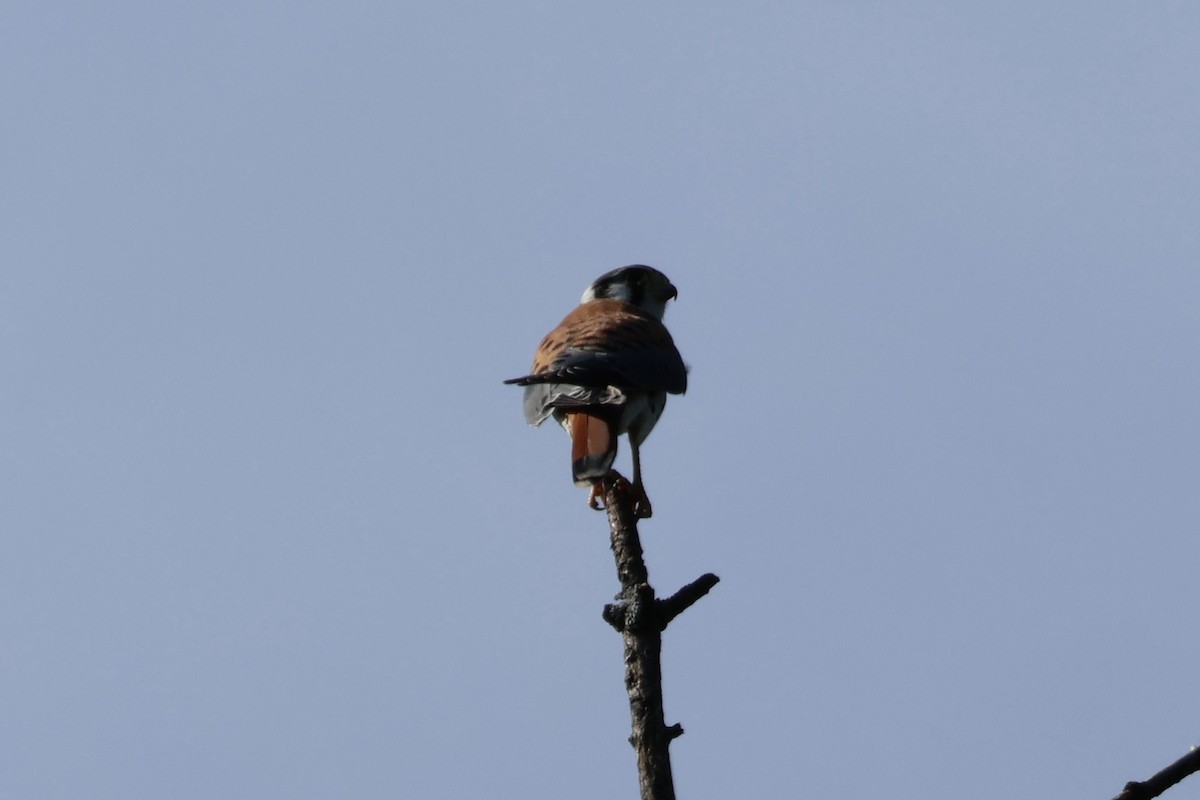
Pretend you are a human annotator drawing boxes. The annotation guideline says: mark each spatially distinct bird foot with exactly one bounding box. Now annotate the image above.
[588,472,653,518]
[630,482,653,519]
[587,481,606,511]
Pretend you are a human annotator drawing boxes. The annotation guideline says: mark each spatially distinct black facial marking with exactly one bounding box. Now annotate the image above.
[590,264,658,305]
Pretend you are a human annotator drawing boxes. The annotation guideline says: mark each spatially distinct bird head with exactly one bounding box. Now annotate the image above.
[580,264,678,321]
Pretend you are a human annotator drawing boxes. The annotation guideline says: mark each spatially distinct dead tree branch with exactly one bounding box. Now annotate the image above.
[600,475,719,800]
[1112,747,1200,800]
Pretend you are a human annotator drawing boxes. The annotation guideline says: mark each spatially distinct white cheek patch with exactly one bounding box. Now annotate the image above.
[581,283,634,306]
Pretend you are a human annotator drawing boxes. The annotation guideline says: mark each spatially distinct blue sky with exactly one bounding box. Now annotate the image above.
[2,3,1198,798]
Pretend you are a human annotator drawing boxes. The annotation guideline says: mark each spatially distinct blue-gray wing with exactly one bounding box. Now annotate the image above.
[509,346,686,393]
[517,382,628,427]
[510,348,684,426]
[503,300,687,426]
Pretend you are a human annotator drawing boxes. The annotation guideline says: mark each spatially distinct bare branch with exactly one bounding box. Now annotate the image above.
[602,473,718,800]
[658,573,721,628]
[1113,746,1200,800]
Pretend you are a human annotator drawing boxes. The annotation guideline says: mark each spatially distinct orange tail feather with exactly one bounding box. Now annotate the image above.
[567,412,617,486]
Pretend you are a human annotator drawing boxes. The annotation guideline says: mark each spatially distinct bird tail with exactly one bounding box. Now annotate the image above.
[567,412,617,486]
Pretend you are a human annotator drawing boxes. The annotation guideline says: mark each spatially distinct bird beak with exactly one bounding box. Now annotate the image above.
[664,283,678,302]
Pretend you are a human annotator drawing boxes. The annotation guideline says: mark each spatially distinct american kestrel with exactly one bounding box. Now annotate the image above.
[505,265,686,518]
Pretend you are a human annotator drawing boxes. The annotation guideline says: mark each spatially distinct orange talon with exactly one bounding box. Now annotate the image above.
[587,481,606,510]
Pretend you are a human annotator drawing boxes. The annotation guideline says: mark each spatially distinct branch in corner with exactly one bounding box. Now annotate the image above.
[1113,746,1200,800]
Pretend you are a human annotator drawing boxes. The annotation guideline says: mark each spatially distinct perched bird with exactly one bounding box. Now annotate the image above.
[504,265,686,518]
